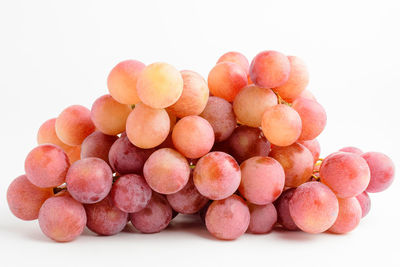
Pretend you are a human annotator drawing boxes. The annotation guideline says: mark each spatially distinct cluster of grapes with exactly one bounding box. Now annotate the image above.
[7,50,395,242]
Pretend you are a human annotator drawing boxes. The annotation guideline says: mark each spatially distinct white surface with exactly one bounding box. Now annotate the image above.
[0,0,399,266]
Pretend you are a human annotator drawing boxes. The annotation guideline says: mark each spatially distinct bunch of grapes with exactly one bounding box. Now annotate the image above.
[6,50,395,242]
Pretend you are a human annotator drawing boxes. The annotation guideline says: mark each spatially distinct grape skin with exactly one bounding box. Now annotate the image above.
[200,96,237,142]
[239,156,285,205]
[356,191,371,218]
[25,144,70,188]
[329,197,362,234]
[130,193,172,234]
[274,188,299,231]
[289,182,339,234]
[84,195,128,236]
[38,194,87,242]
[205,195,250,240]
[7,175,53,220]
[143,148,190,194]
[81,131,118,165]
[193,152,241,200]
[361,152,395,193]
[217,51,250,76]
[110,174,152,213]
[298,139,321,163]
[66,158,113,204]
[339,146,363,155]
[247,203,277,234]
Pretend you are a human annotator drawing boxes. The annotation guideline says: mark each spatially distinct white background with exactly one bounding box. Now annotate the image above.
[0,0,399,266]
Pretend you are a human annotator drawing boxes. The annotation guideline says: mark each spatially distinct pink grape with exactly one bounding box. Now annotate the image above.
[167,70,209,118]
[143,148,190,194]
[247,203,277,234]
[166,175,209,214]
[91,94,132,135]
[289,182,339,234]
[199,96,237,142]
[193,151,241,200]
[295,90,316,101]
[205,195,250,240]
[356,191,371,218]
[125,103,170,149]
[274,56,309,102]
[55,105,96,146]
[136,62,183,109]
[249,50,290,88]
[339,146,363,155]
[38,194,86,242]
[261,104,302,147]
[217,51,250,76]
[66,158,113,204]
[25,144,70,188]
[239,156,285,205]
[320,152,371,198]
[130,193,172,234]
[361,152,395,193]
[84,195,128,236]
[37,118,81,163]
[81,131,118,165]
[107,59,145,105]
[226,126,271,164]
[233,85,277,127]
[298,139,321,163]
[7,175,53,220]
[292,98,327,141]
[110,174,152,213]
[172,115,215,159]
[269,143,314,188]
[329,197,362,234]
[274,188,299,231]
[108,136,154,175]
[207,62,247,102]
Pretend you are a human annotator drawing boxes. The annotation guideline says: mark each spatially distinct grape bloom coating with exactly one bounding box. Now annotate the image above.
[6,49,395,242]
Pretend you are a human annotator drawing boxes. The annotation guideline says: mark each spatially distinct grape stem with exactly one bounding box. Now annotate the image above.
[272,90,291,106]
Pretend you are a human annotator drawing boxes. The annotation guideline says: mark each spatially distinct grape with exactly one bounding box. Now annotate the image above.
[217,51,250,76]
[199,201,212,224]
[207,62,247,102]
[172,115,214,159]
[38,194,86,242]
[298,139,321,163]
[167,70,209,118]
[110,174,152,213]
[329,197,362,234]
[249,50,290,88]
[292,98,327,141]
[143,148,190,194]
[25,144,70,188]
[289,182,339,234]
[136,62,183,109]
[166,175,209,214]
[274,188,299,231]
[125,103,170,149]
[66,158,113,204]
[261,104,302,147]
[37,118,81,163]
[199,96,237,142]
[167,109,177,132]
[55,105,96,146]
[81,131,118,165]
[7,175,53,220]
[274,56,309,102]
[233,85,277,127]
[107,59,146,105]
[226,126,271,164]
[247,203,277,234]
[355,191,371,218]
[269,143,314,187]
[84,195,128,236]
[91,94,132,135]
[193,151,241,200]
[361,152,395,193]
[108,136,154,174]
[130,193,172,234]
[320,152,371,198]
[205,195,250,240]
[295,89,316,101]
[339,146,363,155]
[239,156,285,204]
